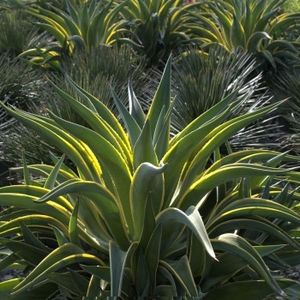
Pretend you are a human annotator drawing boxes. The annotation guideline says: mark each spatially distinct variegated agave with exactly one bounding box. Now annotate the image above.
[20,0,130,68]
[196,0,300,70]
[0,59,300,299]
[119,0,204,64]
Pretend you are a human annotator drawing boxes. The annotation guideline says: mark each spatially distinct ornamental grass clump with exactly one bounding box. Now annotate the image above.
[0,59,300,299]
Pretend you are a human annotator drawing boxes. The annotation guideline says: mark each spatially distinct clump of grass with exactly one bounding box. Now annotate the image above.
[0,9,36,56]
[0,54,52,164]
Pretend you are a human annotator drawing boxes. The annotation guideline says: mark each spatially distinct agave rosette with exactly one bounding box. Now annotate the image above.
[196,0,300,69]
[0,59,300,299]
[20,0,130,68]
[119,0,204,63]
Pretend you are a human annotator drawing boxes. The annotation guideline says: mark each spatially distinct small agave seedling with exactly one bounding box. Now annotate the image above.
[0,58,300,299]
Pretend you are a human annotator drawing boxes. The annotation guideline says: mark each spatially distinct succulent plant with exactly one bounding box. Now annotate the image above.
[0,59,300,299]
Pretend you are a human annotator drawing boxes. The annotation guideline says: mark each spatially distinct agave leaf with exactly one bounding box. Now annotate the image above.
[22,152,30,185]
[0,215,67,237]
[130,163,166,240]
[35,180,129,249]
[163,100,233,206]
[204,279,297,300]
[210,218,300,250]
[85,275,101,298]
[0,253,18,272]
[109,241,137,297]
[44,154,66,189]
[160,255,198,297]
[154,102,173,160]
[0,278,57,300]
[68,200,79,245]
[48,113,134,236]
[154,285,176,297]
[50,83,131,164]
[48,271,89,297]
[52,226,69,246]
[230,15,246,47]
[180,101,285,192]
[0,185,73,211]
[147,56,171,133]
[20,223,49,252]
[213,198,300,226]
[0,238,48,266]
[254,244,287,257]
[0,103,96,181]
[203,243,287,292]
[180,164,291,209]
[111,87,141,146]
[157,206,216,260]
[133,121,158,168]
[145,225,162,290]
[12,243,102,295]
[128,79,145,128]
[12,163,76,183]
[188,233,207,279]
[65,76,130,149]
[0,193,69,224]
[247,31,272,51]
[212,233,285,296]
[81,264,110,282]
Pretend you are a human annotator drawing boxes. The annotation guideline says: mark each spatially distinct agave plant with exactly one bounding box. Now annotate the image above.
[119,0,204,64]
[196,0,300,70]
[0,59,300,299]
[20,0,129,68]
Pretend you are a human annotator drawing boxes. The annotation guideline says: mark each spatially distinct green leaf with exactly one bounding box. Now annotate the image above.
[0,279,57,300]
[130,163,166,240]
[181,164,291,209]
[68,200,79,245]
[35,180,129,249]
[230,15,246,47]
[44,154,65,189]
[160,256,198,297]
[145,225,163,291]
[147,56,172,133]
[133,121,158,168]
[212,234,285,296]
[65,76,130,149]
[111,87,141,146]
[0,238,48,266]
[20,223,49,252]
[157,206,216,260]
[109,241,136,297]
[12,243,103,295]
[204,280,296,300]
[22,152,30,185]
[128,80,145,128]
[210,218,300,250]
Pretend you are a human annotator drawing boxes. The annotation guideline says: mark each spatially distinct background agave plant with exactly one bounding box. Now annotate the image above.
[20,0,130,68]
[0,59,300,299]
[119,0,204,64]
[196,0,300,71]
